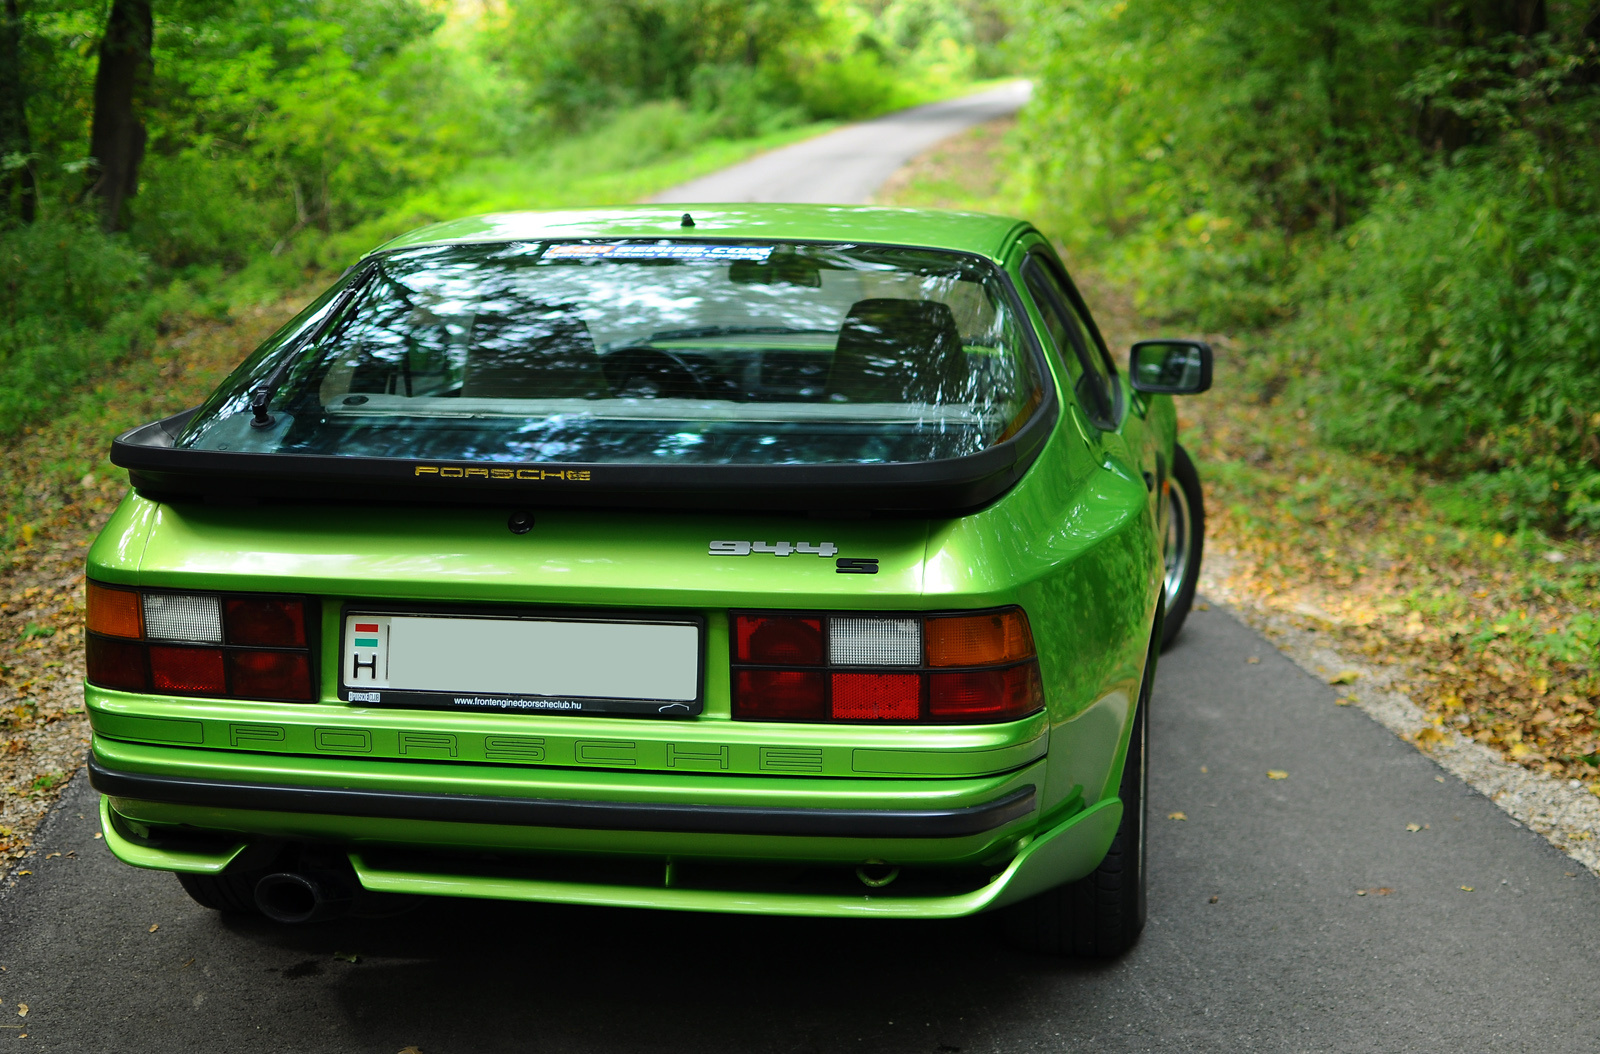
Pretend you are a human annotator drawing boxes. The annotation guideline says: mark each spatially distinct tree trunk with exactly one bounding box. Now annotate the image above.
[85,0,152,233]
[0,0,36,224]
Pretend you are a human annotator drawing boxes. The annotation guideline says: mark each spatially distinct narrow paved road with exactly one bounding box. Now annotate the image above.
[651,81,1031,205]
[6,92,1600,1052]
[6,608,1599,1052]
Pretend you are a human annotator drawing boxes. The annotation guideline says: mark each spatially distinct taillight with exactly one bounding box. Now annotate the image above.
[224,597,308,647]
[85,582,316,702]
[86,581,142,639]
[731,608,1043,724]
[733,669,825,720]
[735,616,823,664]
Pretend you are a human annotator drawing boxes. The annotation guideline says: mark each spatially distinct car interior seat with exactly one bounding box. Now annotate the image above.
[826,298,967,403]
[461,308,606,399]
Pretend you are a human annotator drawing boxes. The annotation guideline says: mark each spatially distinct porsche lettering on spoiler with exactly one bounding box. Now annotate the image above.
[414,466,593,482]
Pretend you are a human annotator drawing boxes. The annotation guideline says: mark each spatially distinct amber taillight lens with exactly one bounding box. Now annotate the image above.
[731,607,1043,724]
[925,609,1035,667]
[85,581,315,702]
[87,581,143,639]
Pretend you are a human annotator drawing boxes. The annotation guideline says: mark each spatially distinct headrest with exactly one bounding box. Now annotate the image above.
[827,298,966,403]
[461,309,603,399]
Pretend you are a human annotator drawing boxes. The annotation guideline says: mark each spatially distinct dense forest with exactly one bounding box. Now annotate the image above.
[0,0,1006,436]
[1016,0,1600,533]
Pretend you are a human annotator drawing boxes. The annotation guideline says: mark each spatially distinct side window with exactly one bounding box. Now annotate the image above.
[1022,257,1116,428]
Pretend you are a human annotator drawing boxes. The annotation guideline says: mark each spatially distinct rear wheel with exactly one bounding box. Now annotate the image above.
[1160,443,1204,650]
[1001,636,1151,957]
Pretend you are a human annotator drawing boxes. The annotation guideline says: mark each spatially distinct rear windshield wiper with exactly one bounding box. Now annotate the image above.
[249,261,380,428]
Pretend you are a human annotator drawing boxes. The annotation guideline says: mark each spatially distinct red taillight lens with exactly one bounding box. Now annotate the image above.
[831,672,920,721]
[733,669,826,720]
[734,615,824,665]
[86,581,142,639]
[224,598,307,647]
[227,650,313,701]
[149,645,226,694]
[86,634,148,691]
[929,662,1043,722]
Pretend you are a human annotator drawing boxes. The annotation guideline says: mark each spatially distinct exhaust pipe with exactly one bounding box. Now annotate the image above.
[254,871,354,924]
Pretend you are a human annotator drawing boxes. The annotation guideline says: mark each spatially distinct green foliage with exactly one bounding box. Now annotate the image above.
[1014,0,1600,533]
[1305,162,1600,533]
[0,216,158,434]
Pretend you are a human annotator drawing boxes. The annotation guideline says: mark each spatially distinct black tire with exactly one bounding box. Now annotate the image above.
[177,871,262,914]
[1001,632,1152,957]
[1160,443,1204,650]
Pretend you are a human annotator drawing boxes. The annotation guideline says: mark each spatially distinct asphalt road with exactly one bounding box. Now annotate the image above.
[650,81,1031,205]
[6,606,1599,1052]
[7,94,1600,1052]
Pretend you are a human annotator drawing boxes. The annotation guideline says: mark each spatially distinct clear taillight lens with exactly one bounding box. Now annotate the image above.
[731,608,1043,724]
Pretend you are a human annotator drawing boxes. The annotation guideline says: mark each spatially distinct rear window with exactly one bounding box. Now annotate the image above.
[178,240,1044,467]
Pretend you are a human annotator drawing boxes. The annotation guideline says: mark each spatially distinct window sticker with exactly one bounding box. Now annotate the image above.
[543,242,775,262]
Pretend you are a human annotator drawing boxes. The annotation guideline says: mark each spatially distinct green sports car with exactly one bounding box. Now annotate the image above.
[86,204,1210,957]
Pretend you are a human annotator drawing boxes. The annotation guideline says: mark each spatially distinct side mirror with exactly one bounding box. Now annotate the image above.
[1129,339,1213,395]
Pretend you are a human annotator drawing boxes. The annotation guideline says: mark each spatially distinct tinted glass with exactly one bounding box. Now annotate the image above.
[179,241,1044,466]
[1022,257,1116,426]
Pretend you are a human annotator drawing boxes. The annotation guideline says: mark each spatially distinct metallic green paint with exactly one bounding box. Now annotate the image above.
[86,204,1177,918]
[98,796,247,874]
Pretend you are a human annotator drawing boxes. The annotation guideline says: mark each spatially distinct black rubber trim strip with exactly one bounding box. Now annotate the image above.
[89,758,1035,839]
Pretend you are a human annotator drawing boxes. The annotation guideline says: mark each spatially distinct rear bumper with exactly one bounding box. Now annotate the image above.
[97,792,1122,919]
[88,756,1037,839]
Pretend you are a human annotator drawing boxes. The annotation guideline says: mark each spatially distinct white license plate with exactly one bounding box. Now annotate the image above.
[341,612,701,716]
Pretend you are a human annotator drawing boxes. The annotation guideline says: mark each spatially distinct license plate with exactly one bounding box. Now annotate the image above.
[340,611,702,716]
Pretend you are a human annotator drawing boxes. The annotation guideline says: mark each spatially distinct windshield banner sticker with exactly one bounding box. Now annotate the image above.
[544,243,774,262]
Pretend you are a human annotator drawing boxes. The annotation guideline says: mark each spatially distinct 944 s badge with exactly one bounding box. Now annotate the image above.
[708,540,837,557]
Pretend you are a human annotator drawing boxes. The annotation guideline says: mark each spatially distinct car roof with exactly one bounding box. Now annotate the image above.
[372,204,1033,262]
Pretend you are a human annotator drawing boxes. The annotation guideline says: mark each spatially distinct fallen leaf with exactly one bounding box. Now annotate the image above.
[1434,776,1445,782]
[1405,823,1421,833]
[1200,765,1208,773]
[1246,656,1260,664]
[1336,696,1355,706]
[1356,889,1367,896]
[1208,894,1219,903]
[1167,812,1188,821]
[1412,726,1447,750]
[93,832,102,839]
[398,1047,424,1054]
[16,872,28,877]
[1373,887,1393,895]
[1460,886,1474,892]
[1195,602,1211,611]
[148,924,159,933]
[15,1006,24,1018]
[1327,670,1360,685]
[1267,770,1288,780]
[333,951,360,963]
[181,958,195,968]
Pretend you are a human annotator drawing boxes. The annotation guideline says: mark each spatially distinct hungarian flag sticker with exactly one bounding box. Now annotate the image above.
[344,614,390,693]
